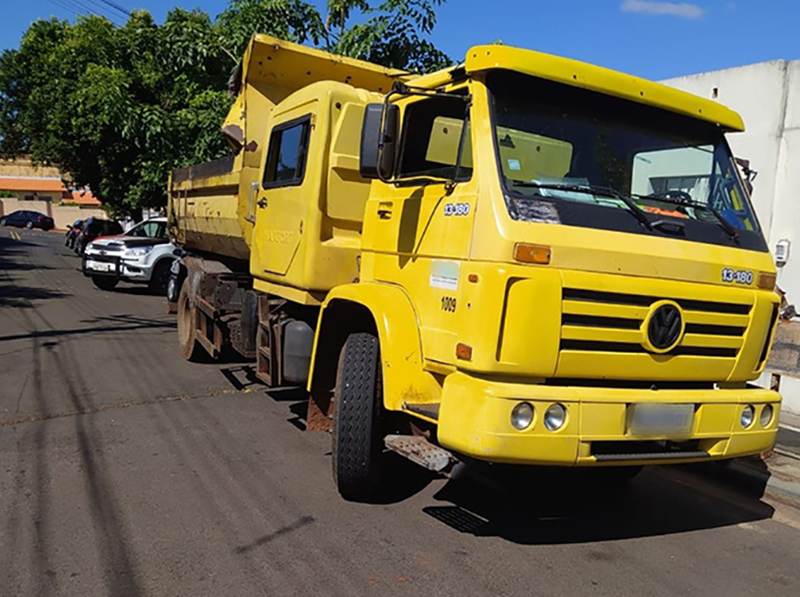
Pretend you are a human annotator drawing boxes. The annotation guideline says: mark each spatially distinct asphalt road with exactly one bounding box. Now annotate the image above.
[2,227,800,597]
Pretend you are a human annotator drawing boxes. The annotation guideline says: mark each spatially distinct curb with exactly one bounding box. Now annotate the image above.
[690,453,800,510]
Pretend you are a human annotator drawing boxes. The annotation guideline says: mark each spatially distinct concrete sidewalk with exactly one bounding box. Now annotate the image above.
[703,410,800,510]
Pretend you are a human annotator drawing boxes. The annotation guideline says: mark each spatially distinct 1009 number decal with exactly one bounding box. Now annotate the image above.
[722,268,753,285]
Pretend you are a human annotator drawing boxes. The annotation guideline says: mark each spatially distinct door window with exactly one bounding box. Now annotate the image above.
[397,96,472,181]
[263,116,312,188]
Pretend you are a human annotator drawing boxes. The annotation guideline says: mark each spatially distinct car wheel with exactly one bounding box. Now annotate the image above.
[92,275,118,291]
[148,260,172,295]
[25,221,33,230]
[177,277,202,362]
[332,332,384,502]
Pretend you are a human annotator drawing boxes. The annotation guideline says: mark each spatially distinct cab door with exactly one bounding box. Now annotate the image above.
[254,110,314,276]
[364,92,477,364]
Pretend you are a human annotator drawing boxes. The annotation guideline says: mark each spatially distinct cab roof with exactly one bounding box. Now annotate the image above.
[461,45,745,132]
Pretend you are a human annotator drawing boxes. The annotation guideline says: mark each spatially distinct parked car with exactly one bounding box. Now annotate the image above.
[0,210,55,231]
[73,217,123,255]
[82,217,178,293]
[64,218,84,248]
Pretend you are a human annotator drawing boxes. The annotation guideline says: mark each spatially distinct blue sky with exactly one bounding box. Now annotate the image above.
[3,1,799,80]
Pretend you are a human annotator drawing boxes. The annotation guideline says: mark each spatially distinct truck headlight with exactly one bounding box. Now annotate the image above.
[759,404,774,428]
[125,246,153,257]
[741,405,755,429]
[544,404,567,431]
[511,402,534,430]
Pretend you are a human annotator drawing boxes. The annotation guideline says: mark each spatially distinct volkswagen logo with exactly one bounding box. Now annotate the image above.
[645,302,684,352]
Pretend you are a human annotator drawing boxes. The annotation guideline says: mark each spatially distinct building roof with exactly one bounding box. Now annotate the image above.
[66,189,101,207]
[0,176,67,194]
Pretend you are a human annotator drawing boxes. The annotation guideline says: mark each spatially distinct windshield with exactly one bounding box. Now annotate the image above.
[127,220,167,239]
[488,71,767,252]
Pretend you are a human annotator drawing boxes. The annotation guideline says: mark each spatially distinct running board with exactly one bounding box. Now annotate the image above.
[384,435,454,472]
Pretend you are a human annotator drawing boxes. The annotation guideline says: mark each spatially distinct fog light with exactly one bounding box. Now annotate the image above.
[511,402,534,431]
[544,403,567,431]
[741,405,755,429]
[760,404,774,428]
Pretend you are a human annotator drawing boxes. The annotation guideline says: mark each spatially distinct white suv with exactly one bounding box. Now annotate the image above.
[83,217,178,293]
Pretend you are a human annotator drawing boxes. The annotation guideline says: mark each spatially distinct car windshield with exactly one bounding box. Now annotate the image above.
[126,220,167,239]
[488,71,767,252]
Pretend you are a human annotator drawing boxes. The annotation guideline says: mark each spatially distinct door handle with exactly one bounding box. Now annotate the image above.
[257,198,268,209]
[377,202,393,220]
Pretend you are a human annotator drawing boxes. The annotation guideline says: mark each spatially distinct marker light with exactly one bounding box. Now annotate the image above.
[513,243,551,265]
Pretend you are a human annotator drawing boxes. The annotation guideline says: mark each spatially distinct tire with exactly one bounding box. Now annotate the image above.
[148,260,172,295]
[92,275,118,291]
[332,332,383,502]
[177,277,202,361]
[25,221,33,230]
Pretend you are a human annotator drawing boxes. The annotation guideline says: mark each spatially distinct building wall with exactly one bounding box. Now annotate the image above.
[0,198,106,230]
[0,158,61,179]
[0,191,58,202]
[663,60,800,415]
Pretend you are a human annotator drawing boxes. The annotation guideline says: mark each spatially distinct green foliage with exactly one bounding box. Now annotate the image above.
[0,0,450,214]
[325,0,452,73]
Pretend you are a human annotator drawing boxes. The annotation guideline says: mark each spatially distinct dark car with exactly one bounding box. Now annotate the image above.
[0,210,55,231]
[74,218,123,255]
[65,218,84,248]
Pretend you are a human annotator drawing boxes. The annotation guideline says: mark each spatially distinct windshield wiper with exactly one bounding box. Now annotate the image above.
[637,193,739,242]
[511,182,653,230]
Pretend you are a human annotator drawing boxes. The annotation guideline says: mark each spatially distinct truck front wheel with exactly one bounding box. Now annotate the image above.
[177,278,202,362]
[332,332,383,502]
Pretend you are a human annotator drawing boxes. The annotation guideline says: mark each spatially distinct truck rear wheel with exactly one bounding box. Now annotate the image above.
[332,332,383,502]
[177,278,202,362]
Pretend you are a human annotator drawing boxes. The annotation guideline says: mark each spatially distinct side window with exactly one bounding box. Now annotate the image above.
[398,96,472,180]
[263,116,312,188]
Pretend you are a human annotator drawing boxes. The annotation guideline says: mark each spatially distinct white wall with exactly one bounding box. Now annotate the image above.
[664,60,800,415]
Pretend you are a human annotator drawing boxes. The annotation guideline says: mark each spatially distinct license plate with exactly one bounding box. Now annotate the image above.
[629,404,694,437]
[88,261,114,273]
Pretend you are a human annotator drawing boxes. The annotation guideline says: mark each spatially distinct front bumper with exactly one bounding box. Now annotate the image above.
[437,372,780,466]
[83,253,152,282]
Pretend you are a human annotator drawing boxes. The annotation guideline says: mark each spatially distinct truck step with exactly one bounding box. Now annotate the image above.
[384,434,454,472]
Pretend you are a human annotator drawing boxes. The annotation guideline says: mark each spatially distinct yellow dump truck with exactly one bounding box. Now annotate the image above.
[169,35,781,501]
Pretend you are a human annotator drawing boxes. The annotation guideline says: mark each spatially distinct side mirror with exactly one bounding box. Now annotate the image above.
[360,103,399,180]
[66,224,73,230]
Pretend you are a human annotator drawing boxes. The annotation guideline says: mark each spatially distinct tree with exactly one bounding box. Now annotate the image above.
[0,0,451,215]
[324,0,451,73]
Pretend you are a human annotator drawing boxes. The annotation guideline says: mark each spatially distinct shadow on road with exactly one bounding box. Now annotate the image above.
[422,463,774,545]
[0,313,176,343]
[0,235,69,308]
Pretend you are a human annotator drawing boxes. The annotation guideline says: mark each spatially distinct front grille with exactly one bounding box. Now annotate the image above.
[560,287,751,359]
[87,253,121,264]
[591,439,709,461]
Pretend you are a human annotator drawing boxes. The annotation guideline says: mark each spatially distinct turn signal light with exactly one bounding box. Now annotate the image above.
[757,271,777,290]
[456,343,473,361]
[514,243,551,265]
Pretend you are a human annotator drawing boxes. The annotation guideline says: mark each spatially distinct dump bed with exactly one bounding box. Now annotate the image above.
[168,34,407,264]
